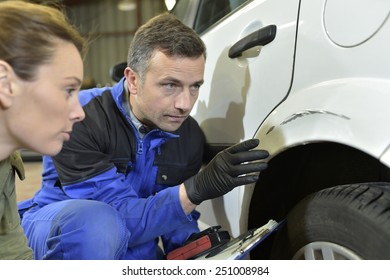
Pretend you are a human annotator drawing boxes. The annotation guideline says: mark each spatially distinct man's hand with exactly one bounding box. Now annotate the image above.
[184,139,269,205]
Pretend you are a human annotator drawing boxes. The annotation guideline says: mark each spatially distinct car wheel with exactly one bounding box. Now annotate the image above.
[270,182,390,259]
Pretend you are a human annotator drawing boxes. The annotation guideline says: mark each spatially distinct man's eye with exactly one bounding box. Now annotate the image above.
[189,84,201,95]
[192,84,201,90]
[164,83,176,89]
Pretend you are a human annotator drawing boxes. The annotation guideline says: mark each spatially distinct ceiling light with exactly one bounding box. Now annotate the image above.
[118,0,136,11]
[164,0,176,11]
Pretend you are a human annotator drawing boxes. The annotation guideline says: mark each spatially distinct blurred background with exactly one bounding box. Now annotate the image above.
[26,0,170,88]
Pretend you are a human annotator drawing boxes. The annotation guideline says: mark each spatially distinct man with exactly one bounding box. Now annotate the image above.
[18,13,269,260]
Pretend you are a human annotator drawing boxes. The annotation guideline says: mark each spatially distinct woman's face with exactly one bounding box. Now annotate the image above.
[5,40,85,156]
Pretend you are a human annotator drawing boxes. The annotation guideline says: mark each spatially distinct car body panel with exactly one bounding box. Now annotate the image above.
[324,0,390,47]
[174,0,390,240]
[191,0,300,145]
[259,78,390,160]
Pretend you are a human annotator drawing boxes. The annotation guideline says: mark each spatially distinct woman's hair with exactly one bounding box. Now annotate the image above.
[127,12,206,84]
[0,1,87,81]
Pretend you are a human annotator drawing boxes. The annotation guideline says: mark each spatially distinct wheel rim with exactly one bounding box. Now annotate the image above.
[293,242,363,260]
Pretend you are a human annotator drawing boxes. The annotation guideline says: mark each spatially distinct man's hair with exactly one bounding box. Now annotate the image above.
[127,12,206,83]
[0,1,87,81]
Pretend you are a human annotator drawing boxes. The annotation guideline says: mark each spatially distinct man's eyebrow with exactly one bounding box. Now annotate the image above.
[161,77,204,85]
[161,77,180,83]
[195,79,204,85]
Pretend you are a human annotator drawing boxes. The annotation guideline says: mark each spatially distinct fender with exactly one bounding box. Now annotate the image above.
[198,78,390,237]
[256,77,390,163]
[235,77,390,234]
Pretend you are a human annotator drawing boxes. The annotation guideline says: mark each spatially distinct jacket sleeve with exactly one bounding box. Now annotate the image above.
[160,210,200,253]
[59,166,195,246]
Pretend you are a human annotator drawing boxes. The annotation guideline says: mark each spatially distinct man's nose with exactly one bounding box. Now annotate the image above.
[174,89,193,112]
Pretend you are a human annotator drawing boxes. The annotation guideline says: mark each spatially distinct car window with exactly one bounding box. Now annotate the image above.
[172,0,249,34]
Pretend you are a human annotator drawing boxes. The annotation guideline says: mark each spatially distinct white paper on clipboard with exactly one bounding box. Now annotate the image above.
[195,219,281,260]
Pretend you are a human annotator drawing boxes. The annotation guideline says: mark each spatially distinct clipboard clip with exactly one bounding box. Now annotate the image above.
[205,228,256,258]
[205,219,284,259]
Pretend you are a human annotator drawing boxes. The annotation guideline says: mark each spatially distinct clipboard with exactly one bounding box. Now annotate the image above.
[194,219,282,260]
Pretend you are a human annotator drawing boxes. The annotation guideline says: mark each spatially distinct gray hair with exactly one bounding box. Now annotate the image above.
[127,12,206,83]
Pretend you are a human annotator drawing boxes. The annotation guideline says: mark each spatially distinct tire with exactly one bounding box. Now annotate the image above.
[270,182,390,259]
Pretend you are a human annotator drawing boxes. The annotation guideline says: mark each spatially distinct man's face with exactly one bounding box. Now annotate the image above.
[126,50,205,132]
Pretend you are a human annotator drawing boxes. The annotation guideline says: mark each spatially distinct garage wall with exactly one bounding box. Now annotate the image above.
[67,0,166,87]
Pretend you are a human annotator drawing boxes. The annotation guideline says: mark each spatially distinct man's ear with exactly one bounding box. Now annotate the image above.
[0,61,13,109]
[124,67,139,96]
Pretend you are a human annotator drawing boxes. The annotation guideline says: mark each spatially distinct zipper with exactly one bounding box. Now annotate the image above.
[137,141,143,154]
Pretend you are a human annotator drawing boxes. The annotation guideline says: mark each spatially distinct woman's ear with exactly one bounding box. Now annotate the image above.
[0,61,13,109]
[124,67,139,96]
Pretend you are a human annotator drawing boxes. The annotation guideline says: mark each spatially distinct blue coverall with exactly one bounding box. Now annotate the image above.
[18,78,205,259]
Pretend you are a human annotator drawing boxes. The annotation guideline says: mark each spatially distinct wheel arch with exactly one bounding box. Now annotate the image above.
[247,141,390,258]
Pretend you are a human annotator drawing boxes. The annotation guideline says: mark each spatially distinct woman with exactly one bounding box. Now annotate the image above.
[0,1,86,259]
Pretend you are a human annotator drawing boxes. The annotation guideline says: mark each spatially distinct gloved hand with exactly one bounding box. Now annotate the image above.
[184,139,269,205]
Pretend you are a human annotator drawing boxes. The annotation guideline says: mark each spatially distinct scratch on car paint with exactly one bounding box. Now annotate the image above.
[266,110,350,135]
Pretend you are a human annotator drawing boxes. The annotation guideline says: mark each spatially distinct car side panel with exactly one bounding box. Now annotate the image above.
[191,0,300,145]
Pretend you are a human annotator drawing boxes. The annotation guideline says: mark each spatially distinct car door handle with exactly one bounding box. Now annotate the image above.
[228,24,277,58]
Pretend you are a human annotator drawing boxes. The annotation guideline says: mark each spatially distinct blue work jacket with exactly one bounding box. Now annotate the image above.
[19,78,205,258]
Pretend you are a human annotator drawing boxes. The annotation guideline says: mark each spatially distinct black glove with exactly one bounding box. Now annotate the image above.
[184,139,269,205]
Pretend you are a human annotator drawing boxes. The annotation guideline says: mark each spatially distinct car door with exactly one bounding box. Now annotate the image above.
[181,0,301,235]
[191,0,300,148]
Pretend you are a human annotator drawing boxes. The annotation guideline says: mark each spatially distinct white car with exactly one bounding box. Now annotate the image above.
[171,0,390,259]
